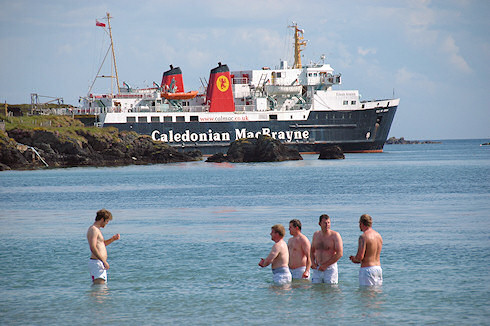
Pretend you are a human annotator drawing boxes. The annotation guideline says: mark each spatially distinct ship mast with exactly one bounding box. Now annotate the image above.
[289,23,307,69]
[87,13,120,97]
[106,12,120,95]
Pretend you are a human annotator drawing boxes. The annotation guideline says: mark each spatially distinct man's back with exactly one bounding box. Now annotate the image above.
[272,240,289,269]
[361,228,382,267]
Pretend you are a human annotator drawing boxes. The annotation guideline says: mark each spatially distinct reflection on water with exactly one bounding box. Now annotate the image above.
[89,283,110,305]
[356,286,385,316]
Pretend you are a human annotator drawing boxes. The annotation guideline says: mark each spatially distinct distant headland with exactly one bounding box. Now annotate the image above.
[385,137,441,144]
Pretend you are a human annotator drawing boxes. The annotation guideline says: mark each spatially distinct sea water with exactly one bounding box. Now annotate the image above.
[0,139,489,325]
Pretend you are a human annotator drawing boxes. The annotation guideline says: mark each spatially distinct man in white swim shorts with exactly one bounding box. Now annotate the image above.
[310,214,343,284]
[287,219,311,280]
[88,258,107,282]
[311,262,338,284]
[259,224,292,285]
[272,266,293,285]
[87,209,120,284]
[350,214,383,286]
[359,266,383,286]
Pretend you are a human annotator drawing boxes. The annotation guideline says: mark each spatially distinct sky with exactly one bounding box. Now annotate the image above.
[1,0,489,140]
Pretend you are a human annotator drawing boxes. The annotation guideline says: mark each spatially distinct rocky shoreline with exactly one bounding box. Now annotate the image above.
[385,137,441,144]
[0,116,201,171]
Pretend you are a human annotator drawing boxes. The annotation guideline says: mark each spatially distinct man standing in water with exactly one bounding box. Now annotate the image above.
[87,209,120,284]
[288,219,311,280]
[310,214,343,284]
[258,224,292,285]
[350,214,383,286]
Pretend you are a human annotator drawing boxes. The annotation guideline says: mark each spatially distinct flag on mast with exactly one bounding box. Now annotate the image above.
[96,20,106,27]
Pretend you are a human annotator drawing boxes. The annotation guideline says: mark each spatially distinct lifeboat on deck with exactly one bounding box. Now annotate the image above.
[161,91,198,100]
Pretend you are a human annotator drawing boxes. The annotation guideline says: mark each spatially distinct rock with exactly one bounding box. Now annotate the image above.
[386,137,441,144]
[225,135,302,163]
[1,127,202,170]
[0,130,31,169]
[185,150,203,160]
[318,145,345,159]
[206,152,228,163]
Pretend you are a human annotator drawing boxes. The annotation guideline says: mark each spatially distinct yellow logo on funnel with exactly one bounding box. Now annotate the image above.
[216,75,229,92]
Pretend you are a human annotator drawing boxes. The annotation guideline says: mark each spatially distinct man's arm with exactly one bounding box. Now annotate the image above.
[259,243,280,268]
[319,233,343,271]
[350,235,366,264]
[104,233,120,246]
[310,232,317,269]
[302,237,311,278]
[87,227,109,269]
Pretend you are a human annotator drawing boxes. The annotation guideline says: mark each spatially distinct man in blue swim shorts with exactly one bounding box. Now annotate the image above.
[350,214,383,286]
[258,224,292,285]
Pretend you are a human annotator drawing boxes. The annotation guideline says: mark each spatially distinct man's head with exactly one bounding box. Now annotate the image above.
[359,214,372,229]
[271,224,286,242]
[289,219,302,235]
[318,214,330,224]
[318,214,331,231]
[95,209,113,227]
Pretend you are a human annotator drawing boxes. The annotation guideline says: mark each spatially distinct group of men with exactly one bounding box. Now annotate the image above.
[86,209,382,287]
[258,214,383,286]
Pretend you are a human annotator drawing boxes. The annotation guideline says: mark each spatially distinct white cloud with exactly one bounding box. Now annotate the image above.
[357,47,376,56]
[395,67,437,94]
[440,35,472,73]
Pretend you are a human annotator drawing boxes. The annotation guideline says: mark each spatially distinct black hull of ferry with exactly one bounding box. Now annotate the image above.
[103,106,397,155]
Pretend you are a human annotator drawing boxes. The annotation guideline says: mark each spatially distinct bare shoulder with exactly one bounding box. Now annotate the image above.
[87,225,101,238]
[332,230,342,240]
[300,233,311,245]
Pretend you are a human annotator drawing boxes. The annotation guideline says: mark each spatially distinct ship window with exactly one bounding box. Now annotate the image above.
[164,116,172,122]
[277,72,282,78]
[138,116,147,123]
[269,114,277,120]
[351,100,356,105]
[362,104,365,109]
[176,116,185,122]
[343,100,348,105]
[190,116,198,122]
[127,117,136,123]
[151,116,160,122]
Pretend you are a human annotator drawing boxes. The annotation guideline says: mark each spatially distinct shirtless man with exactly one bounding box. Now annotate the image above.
[87,209,120,284]
[310,214,343,284]
[287,219,311,280]
[258,224,292,285]
[350,214,383,286]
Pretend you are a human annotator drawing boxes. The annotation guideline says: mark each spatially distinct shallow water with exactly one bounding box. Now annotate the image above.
[1,139,489,325]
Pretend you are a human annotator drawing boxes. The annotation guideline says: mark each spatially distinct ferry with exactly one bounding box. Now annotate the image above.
[77,13,399,155]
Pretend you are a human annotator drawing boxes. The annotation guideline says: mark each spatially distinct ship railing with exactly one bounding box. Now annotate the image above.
[232,77,249,84]
[72,107,108,115]
[235,105,257,112]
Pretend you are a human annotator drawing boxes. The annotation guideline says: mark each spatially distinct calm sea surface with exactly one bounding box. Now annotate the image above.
[1,139,489,325]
